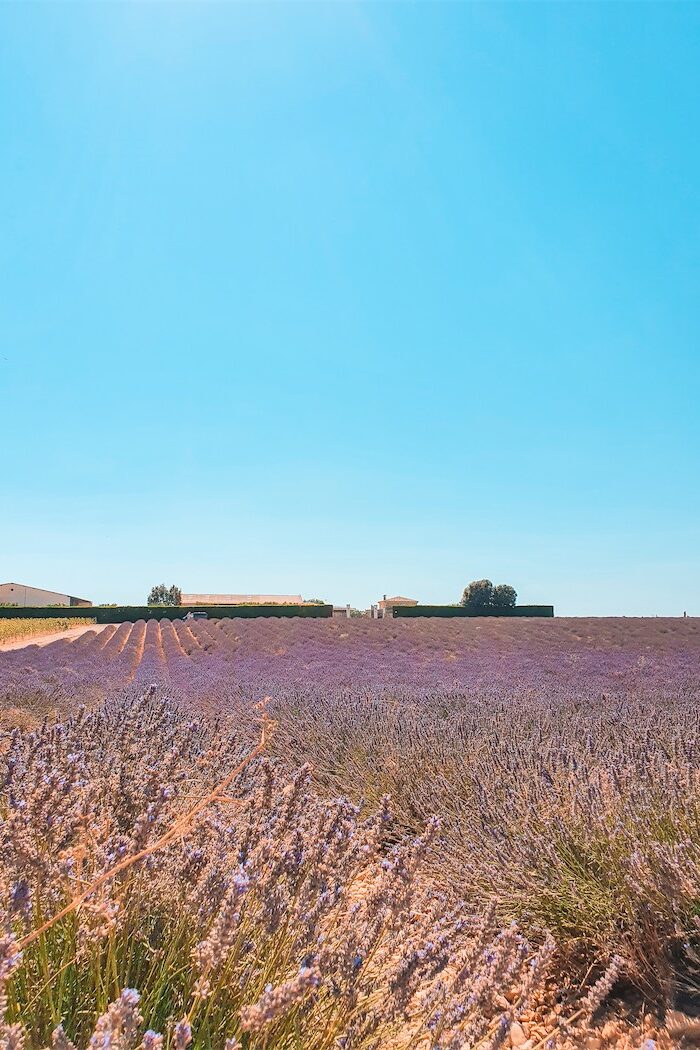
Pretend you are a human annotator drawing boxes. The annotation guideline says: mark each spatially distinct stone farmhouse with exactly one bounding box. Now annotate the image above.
[374,595,419,618]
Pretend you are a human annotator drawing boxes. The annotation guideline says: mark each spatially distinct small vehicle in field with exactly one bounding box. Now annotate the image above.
[183,610,208,620]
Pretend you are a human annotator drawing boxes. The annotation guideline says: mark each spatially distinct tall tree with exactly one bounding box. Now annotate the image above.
[460,579,494,610]
[147,584,182,606]
[492,583,517,609]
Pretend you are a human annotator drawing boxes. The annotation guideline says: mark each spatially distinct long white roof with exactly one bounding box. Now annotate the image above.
[181,593,304,605]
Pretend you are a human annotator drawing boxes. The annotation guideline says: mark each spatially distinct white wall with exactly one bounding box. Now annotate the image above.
[0,583,72,607]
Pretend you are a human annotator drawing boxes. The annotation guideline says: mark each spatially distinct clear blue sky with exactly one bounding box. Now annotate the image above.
[1,3,699,615]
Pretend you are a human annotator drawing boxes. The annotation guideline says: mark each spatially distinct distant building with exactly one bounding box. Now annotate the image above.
[0,582,92,608]
[374,595,419,619]
[181,593,304,606]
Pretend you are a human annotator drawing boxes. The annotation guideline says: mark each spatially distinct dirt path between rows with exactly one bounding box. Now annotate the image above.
[0,624,109,652]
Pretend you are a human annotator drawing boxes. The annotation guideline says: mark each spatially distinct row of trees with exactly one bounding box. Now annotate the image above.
[146,582,517,612]
[461,579,517,611]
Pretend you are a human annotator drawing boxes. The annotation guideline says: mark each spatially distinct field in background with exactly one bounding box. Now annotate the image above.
[1,616,699,1048]
[0,615,697,717]
[0,616,96,646]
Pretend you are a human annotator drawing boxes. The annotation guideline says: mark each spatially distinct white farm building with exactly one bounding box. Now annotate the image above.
[181,593,303,606]
[0,582,92,608]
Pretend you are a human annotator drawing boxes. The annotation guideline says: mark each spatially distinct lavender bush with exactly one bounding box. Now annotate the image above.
[1,617,699,1045]
[0,696,558,1049]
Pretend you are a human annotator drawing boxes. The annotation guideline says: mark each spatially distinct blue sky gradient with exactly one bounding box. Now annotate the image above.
[1,3,699,614]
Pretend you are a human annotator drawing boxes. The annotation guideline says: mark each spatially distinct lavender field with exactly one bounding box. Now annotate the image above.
[1,617,700,1048]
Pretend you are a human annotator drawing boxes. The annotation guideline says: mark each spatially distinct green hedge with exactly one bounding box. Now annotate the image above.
[0,606,98,619]
[0,605,333,624]
[392,605,554,618]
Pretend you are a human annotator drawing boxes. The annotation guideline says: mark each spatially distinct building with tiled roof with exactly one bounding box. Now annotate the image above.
[376,595,419,618]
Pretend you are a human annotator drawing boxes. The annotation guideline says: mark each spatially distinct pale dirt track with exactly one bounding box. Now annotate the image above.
[0,624,109,652]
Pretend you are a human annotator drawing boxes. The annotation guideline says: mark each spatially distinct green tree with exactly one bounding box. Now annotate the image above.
[460,579,494,610]
[492,583,517,609]
[460,579,518,612]
[147,584,182,606]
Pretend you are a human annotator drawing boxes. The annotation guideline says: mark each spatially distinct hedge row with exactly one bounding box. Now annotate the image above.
[0,605,333,624]
[392,605,554,618]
